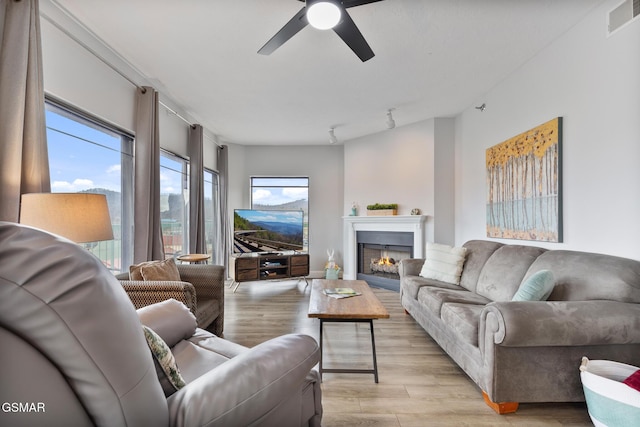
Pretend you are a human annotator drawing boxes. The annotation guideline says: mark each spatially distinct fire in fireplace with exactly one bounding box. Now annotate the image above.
[356,231,413,291]
[370,255,399,275]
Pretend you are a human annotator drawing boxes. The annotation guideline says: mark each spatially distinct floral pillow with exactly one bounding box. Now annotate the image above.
[142,325,186,396]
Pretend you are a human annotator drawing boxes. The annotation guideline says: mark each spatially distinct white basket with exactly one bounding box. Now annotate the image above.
[579,357,640,427]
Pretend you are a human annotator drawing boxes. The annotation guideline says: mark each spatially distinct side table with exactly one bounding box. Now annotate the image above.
[177,254,210,264]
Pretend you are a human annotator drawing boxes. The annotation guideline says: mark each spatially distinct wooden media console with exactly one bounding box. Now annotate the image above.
[230,252,309,292]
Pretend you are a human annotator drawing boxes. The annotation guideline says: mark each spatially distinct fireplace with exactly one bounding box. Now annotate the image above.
[343,215,427,292]
[356,231,413,291]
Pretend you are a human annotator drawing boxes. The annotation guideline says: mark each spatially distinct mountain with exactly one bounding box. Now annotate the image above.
[80,188,121,222]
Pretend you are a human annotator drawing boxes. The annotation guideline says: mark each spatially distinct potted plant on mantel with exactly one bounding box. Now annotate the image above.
[366,203,398,216]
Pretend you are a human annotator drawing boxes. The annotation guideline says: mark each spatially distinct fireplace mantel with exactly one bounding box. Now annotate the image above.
[343,215,428,280]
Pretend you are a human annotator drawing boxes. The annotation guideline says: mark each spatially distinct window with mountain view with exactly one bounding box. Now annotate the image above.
[160,151,189,258]
[250,177,309,251]
[46,100,134,272]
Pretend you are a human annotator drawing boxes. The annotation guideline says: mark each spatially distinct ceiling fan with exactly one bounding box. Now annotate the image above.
[258,0,384,62]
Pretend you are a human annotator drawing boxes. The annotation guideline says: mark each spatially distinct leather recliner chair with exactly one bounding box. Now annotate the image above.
[0,222,322,427]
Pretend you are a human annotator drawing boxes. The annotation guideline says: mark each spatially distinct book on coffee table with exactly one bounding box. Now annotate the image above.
[323,288,361,299]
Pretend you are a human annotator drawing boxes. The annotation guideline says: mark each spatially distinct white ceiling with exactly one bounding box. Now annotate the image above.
[51,0,605,145]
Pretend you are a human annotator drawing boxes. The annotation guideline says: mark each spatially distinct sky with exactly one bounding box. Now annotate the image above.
[251,177,308,206]
[46,108,124,193]
[46,107,306,205]
[46,107,183,195]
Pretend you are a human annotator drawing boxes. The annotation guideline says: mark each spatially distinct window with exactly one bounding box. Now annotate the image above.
[46,100,134,272]
[204,168,221,264]
[250,177,309,250]
[160,151,189,258]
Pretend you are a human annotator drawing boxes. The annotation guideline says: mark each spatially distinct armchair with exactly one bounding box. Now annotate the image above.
[0,222,322,427]
[117,263,225,336]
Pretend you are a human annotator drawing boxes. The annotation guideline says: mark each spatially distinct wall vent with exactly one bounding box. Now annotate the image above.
[608,0,640,34]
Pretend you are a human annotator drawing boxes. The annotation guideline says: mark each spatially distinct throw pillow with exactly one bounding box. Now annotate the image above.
[129,258,181,281]
[419,242,468,285]
[512,270,555,301]
[623,370,640,392]
[142,325,186,397]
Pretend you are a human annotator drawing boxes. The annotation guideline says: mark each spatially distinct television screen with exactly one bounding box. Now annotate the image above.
[233,209,304,254]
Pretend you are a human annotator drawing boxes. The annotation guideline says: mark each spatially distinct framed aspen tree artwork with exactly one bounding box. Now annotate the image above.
[486,117,563,242]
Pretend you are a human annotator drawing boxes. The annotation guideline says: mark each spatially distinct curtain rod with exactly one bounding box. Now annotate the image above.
[41,13,142,91]
[159,101,222,148]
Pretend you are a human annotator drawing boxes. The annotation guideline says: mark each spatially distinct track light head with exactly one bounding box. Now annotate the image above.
[386,109,396,130]
[328,127,338,144]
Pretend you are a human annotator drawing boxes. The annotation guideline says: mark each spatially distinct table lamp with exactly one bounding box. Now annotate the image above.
[19,193,114,243]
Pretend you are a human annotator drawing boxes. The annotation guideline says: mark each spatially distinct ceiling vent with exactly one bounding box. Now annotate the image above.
[608,0,639,34]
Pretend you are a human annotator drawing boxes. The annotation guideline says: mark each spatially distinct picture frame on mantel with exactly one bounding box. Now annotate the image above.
[485,117,563,242]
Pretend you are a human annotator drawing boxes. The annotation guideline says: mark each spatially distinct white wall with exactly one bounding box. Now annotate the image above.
[40,13,218,166]
[344,118,456,247]
[228,145,344,272]
[41,18,136,133]
[455,0,640,260]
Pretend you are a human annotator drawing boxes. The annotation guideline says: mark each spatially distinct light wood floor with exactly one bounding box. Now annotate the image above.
[223,279,593,427]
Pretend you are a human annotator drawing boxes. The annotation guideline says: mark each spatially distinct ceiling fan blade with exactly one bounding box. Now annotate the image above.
[342,0,385,9]
[332,10,375,62]
[258,7,308,55]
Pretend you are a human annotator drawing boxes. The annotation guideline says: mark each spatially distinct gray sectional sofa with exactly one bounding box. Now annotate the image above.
[399,240,640,413]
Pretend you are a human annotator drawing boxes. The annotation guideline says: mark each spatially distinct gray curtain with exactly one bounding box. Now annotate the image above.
[0,0,50,222]
[188,124,205,254]
[133,86,164,262]
[217,145,231,274]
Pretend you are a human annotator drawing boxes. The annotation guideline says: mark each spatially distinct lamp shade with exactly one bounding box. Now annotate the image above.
[20,193,114,243]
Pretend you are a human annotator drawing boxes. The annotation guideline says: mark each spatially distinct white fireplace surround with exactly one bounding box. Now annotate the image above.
[343,215,428,280]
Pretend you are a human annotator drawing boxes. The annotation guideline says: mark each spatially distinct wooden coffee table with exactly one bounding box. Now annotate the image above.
[308,279,389,383]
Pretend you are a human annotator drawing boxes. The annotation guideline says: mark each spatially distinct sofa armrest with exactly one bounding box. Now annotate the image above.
[176,264,225,302]
[120,280,197,315]
[399,258,425,278]
[167,334,320,427]
[480,300,640,351]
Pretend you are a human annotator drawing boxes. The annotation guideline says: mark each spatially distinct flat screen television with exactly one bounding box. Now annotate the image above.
[233,209,304,254]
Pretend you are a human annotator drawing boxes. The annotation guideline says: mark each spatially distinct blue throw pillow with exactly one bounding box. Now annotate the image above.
[512,270,555,301]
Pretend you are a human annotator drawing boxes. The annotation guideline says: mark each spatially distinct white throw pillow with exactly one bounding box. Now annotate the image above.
[419,242,468,285]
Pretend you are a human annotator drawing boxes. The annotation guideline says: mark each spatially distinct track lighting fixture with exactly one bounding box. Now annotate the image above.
[475,103,486,112]
[328,127,338,144]
[386,109,396,130]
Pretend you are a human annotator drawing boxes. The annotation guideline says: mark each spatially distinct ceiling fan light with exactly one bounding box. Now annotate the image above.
[307,2,342,30]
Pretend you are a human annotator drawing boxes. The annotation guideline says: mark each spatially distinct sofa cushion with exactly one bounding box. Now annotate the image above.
[419,242,468,285]
[172,339,232,383]
[403,274,462,300]
[525,250,640,303]
[142,325,186,396]
[417,286,491,317]
[476,245,547,302]
[459,240,504,292]
[129,258,181,281]
[512,270,555,301]
[440,303,485,346]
